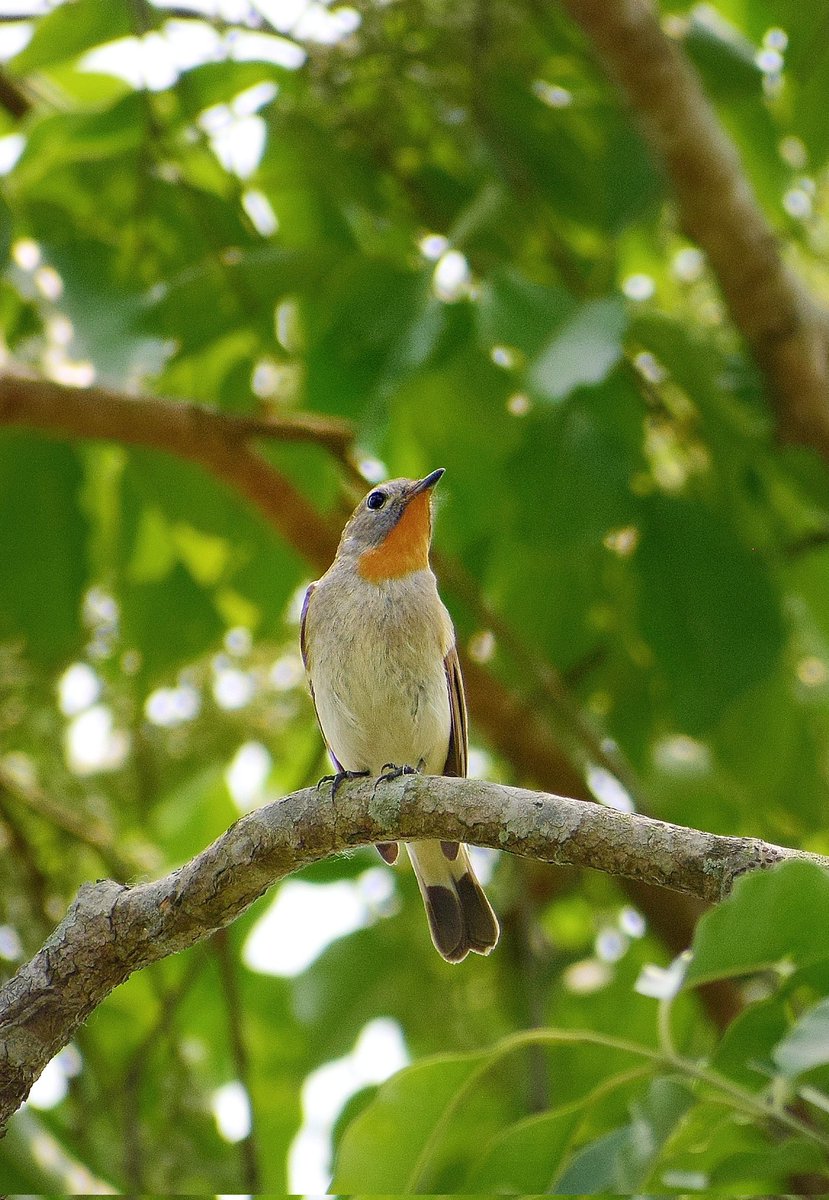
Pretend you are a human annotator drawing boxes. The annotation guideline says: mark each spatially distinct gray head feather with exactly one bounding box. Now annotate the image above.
[336,470,445,559]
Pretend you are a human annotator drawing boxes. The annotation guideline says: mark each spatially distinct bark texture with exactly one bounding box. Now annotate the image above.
[1,773,825,1130]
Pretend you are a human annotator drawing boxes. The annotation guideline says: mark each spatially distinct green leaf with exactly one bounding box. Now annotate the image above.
[114,448,303,682]
[553,1078,695,1193]
[711,995,789,1088]
[552,1125,631,1193]
[781,3,829,167]
[476,268,575,359]
[302,256,427,419]
[138,246,327,353]
[636,495,784,731]
[683,8,763,98]
[150,764,236,865]
[685,861,829,987]
[331,1051,488,1192]
[464,1101,584,1191]
[773,996,829,1078]
[709,1138,826,1187]
[34,238,160,383]
[528,297,628,403]
[0,435,88,663]
[120,562,224,683]
[16,97,144,191]
[487,70,661,234]
[0,194,11,270]
[10,0,133,73]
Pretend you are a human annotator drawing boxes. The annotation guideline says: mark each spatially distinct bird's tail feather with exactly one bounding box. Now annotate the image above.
[407,840,499,963]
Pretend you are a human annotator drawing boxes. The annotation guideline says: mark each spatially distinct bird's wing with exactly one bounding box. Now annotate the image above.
[300,582,344,774]
[442,643,468,779]
[299,581,316,672]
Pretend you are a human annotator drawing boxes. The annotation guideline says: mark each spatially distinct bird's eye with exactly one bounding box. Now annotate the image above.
[367,490,386,511]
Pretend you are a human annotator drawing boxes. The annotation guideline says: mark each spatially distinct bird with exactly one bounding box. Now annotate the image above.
[300,468,499,963]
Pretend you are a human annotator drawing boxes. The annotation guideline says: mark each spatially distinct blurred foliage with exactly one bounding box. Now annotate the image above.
[1,0,829,1191]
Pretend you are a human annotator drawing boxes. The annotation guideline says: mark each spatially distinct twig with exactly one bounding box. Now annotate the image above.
[214,930,261,1193]
[121,952,208,1191]
[0,767,136,881]
[1,772,825,1129]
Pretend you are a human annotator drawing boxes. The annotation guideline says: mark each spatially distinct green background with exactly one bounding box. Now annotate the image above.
[2,0,829,1191]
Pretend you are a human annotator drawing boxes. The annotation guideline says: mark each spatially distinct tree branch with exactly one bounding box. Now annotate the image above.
[1,773,825,1130]
[0,372,345,569]
[0,68,31,119]
[559,0,829,460]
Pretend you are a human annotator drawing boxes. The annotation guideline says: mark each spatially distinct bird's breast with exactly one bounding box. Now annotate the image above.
[306,569,453,774]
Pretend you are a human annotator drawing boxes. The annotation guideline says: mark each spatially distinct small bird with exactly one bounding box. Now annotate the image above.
[300,468,499,962]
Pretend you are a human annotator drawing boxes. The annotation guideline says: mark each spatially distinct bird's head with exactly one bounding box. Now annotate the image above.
[337,468,445,581]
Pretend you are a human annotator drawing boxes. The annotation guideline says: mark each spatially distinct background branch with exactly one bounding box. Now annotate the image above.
[1,773,825,1131]
[214,929,261,1193]
[0,372,343,569]
[560,0,829,460]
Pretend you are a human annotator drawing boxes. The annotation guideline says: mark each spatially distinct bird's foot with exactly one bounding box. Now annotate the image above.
[378,760,424,782]
[318,768,370,800]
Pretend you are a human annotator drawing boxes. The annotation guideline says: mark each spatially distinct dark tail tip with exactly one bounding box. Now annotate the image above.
[455,872,500,955]
[425,884,469,963]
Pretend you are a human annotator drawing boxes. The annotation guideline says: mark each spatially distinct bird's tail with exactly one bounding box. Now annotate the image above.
[407,840,499,963]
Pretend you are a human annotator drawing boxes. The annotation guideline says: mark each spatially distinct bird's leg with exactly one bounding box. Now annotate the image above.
[318,768,370,800]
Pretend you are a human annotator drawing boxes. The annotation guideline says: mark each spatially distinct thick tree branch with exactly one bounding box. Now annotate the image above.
[1,773,826,1130]
[560,0,829,460]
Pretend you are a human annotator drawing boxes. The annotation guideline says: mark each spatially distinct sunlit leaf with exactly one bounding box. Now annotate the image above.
[331,1052,489,1192]
[773,996,829,1078]
[10,0,132,72]
[528,297,628,403]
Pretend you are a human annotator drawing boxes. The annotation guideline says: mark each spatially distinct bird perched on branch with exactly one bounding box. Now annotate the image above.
[300,468,499,962]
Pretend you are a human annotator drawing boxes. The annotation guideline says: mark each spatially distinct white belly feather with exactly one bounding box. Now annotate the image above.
[307,568,453,776]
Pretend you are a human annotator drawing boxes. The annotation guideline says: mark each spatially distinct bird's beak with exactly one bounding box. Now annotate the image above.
[409,468,445,497]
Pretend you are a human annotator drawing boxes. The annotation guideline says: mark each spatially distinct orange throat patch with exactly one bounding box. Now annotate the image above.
[358,491,432,582]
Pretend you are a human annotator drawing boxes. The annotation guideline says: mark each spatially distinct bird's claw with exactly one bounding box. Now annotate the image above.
[318,769,370,800]
[379,761,423,782]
